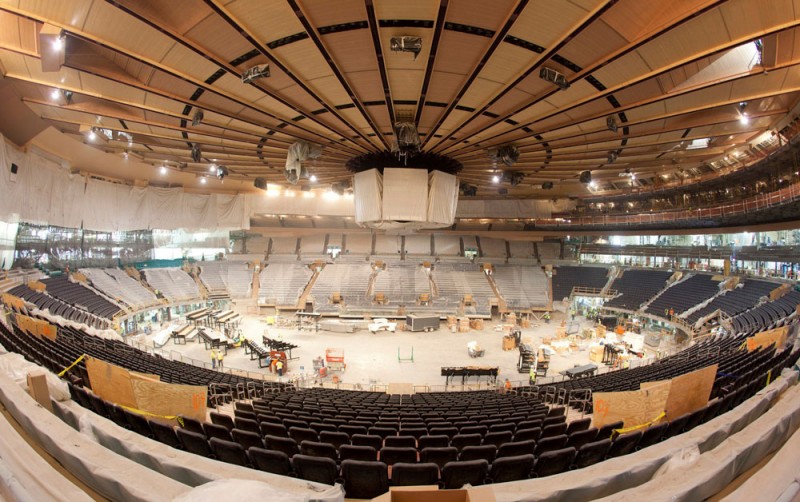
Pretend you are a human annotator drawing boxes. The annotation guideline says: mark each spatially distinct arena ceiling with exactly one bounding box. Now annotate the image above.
[0,0,799,200]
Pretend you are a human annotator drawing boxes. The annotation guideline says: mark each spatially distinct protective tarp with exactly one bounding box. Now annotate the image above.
[174,479,344,502]
[404,234,431,255]
[383,168,428,222]
[375,234,401,255]
[0,407,93,502]
[353,169,383,224]
[0,136,85,228]
[344,233,372,254]
[491,367,796,501]
[55,399,334,497]
[0,373,191,501]
[509,241,534,258]
[0,352,69,401]
[83,179,250,232]
[433,234,461,256]
[270,237,299,254]
[480,237,507,257]
[427,170,459,225]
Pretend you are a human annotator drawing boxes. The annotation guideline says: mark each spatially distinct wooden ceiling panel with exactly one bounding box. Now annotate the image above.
[222,0,306,43]
[446,0,518,29]
[0,0,796,197]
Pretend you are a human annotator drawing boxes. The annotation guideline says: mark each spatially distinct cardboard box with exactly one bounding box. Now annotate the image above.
[372,485,496,502]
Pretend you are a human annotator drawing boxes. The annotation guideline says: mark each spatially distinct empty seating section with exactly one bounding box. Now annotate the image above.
[8,284,111,329]
[372,262,431,305]
[646,274,721,316]
[0,320,286,393]
[493,265,549,310]
[199,261,252,299]
[552,266,608,302]
[258,263,312,306]
[141,268,200,303]
[82,268,158,310]
[687,279,776,325]
[41,276,122,319]
[432,263,494,316]
[311,263,373,313]
[732,290,800,335]
[606,270,672,310]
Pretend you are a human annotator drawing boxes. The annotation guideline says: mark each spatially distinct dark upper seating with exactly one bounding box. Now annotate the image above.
[42,276,123,319]
[687,279,777,325]
[605,270,672,310]
[552,266,608,302]
[645,274,722,316]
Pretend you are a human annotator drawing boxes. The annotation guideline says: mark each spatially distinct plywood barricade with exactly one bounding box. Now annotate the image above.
[663,364,718,421]
[593,381,671,429]
[86,358,206,423]
[1,293,26,311]
[14,314,57,341]
[746,326,789,353]
[593,364,718,428]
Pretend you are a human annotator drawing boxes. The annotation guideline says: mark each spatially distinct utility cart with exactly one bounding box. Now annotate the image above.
[325,348,346,372]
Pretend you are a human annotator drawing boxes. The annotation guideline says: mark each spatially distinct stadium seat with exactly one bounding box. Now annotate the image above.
[487,454,534,483]
[248,448,292,476]
[209,438,249,467]
[420,447,458,470]
[532,447,575,477]
[291,454,338,485]
[340,460,389,499]
[440,459,489,489]
[391,462,440,486]
[339,445,377,462]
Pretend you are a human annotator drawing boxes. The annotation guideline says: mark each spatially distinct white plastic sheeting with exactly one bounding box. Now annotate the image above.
[83,180,250,232]
[354,169,383,223]
[174,479,343,502]
[0,135,250,232]
[0,373,191,501]
[0,352,69,402]
[0,135,85,228]
[427,170,459,224]
[354,168,459,230]
[404,234,431,255]
[383,168,428,221]
[433,234,461,256]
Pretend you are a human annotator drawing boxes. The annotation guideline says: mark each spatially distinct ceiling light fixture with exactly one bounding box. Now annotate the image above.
[159,165,168,175]
[309,174,317,182]
[50,88,61,100]
[200,177,207,184]
[492,173,500,184]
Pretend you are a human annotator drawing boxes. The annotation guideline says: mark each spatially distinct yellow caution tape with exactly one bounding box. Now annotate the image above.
[611,411,666,440]
[118,404,182,425]
[58,354,87,377]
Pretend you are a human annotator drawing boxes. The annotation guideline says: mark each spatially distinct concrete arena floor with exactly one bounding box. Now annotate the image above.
[142,311,661,388]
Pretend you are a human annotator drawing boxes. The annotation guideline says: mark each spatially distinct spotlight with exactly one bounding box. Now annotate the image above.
[309,174,317,182]
[390,36,423,59]
[200,177,207,184]
[739,113,749,125]
[209,164,217,173]
[192,110,204,126]
[215,165,228,180]
[492,174,500,184]
[159,165,168,175]
[88,129,97,141]
[191,143,201,162]
[607,116,618,133]
[539,67,570,90]
[242,64,270,84]
[52,32,65,51]
[579,170,592,184]
[50,88,61,100]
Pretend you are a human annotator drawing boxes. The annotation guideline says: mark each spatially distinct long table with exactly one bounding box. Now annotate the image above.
[560,363,598,379]
[441,366,499,385]
[243,339,272,368]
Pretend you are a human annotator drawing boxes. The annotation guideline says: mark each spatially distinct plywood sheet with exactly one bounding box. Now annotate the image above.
[130,374,207,423]
[746,326,789,352]
[592,380,670,429]
[664,364,718,421]
[85,357,137,409]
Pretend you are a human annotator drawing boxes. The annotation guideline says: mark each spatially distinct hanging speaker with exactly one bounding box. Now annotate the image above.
[254,177,268,190]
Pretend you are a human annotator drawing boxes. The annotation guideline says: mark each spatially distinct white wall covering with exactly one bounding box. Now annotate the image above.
[383,168,428,222]
[427,170,459,224]
[353,169,383,224]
